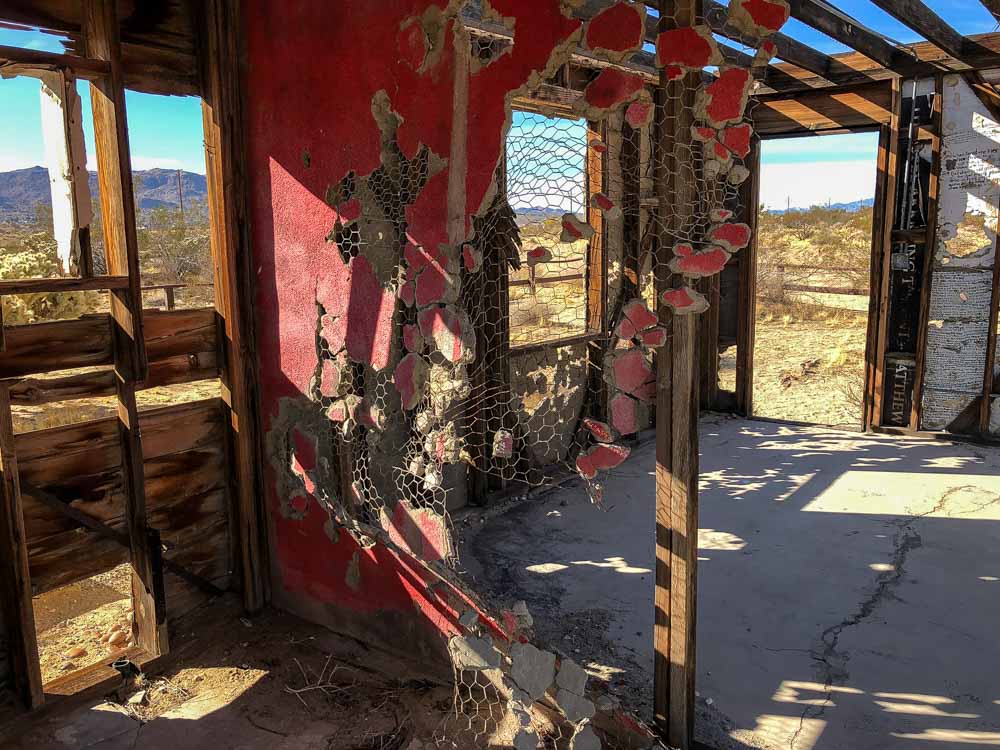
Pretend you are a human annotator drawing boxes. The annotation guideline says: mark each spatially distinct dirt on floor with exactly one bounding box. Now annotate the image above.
[7,598,468,750]
[33,564,135,685]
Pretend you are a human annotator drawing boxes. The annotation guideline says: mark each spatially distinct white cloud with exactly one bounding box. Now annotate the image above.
[760,160,877,211]
[0,154,44,172]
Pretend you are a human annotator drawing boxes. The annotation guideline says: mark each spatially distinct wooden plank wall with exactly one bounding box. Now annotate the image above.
[2,308,230,621]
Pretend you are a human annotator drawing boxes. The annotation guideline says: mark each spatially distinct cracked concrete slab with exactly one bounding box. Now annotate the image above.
[459,415,1000,750]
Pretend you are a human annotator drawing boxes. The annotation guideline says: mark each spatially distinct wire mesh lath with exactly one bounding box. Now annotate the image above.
[281,1,786,746]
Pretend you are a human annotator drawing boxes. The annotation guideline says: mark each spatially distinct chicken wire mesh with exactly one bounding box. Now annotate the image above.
[271,1,789,746]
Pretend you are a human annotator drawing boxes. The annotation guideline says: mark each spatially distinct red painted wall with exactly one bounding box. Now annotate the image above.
[244,0,580,658]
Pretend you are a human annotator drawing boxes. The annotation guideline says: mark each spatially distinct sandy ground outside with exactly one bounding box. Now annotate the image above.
[33,564,134,685]
[458,415,1000,750]
[720,303,868,429]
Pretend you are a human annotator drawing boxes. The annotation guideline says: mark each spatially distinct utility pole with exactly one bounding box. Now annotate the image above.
[176,168,185,223]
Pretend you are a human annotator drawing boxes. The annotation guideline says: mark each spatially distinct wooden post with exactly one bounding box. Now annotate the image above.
[0,385,44,708]
[198,0,268,611]
[868,78,901,430]
[83,0,166,657]
[910,74,943,431]
[981,230,1000,435]
[735,141,760,418]
[653,1,700,746]
[586,119,609,422]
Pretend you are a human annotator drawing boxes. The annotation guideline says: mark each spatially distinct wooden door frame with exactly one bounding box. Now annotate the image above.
[737,127,891,429]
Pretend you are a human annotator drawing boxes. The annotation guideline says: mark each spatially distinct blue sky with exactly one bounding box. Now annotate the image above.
[0,28,206,174]
[760,131,880,210]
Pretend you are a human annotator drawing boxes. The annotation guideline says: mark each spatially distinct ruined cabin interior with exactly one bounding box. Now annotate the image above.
[0,1,999,749]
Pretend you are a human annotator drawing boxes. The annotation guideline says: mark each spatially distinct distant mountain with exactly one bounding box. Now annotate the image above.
[0,166,208,222]
[768,197,874,215]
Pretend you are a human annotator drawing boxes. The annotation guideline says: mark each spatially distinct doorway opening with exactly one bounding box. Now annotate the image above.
[751,132,879,429]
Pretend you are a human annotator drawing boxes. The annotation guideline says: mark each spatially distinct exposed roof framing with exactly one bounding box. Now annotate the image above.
[867,0,1000,69]
[786,0,930,76]
[980,0,1000,26]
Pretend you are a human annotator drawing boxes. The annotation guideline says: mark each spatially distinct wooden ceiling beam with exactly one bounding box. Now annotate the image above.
[868,0,1000,69]
[980,0,1000,25]
[787,0,930,76]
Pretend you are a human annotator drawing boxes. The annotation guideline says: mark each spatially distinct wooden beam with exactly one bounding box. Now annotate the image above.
[0,43,109,78]
[787,0,929,76]
[83,0,147,380]
[752,80,894,136]
[654,0,700,745]
[83,0,165,660]
[909,75,944,431]
[198,0,268,612]
[0,275,128,296]
[0,384,44,708]
[980,0,1000,25]
[735,142,760,418]
[868,0,1000,69]
[868,79,902,430]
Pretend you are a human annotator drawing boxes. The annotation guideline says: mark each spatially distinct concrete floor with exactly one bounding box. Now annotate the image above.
[459,415,1000,750]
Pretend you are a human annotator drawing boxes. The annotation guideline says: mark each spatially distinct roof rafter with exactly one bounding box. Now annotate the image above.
[868,0,1000,69]
[787,0,930,76]
[979,0,1000,26]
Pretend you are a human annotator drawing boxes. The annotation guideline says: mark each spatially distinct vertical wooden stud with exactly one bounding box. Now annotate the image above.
[910,75,943,431]
[735,140,760,418]
[197,0,267,610]
[0,385,44,708]
[868,79,901,430]
[83,0,165,657]
[653,1,700,746]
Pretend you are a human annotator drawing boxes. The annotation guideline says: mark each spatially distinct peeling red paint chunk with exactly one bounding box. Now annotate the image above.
[611,348,656,402]
[712,141,732,162]
[576,443,631,479]
[583,418,616,443]
[671,243,730,277]
[583,68,645,111]
[561,214,595,243]
[730,0,791,35]
[609,393,639,436]
[319,356,345,398]
[418,305,473,364]
[692,125,717,142]
[402,323,423,353]
[320,313,347,354]
[291,428,317,495]
[616,317,637,340]
[625,98,654,128]
[586,2,644,55]
[664,65,684,81]
[394,352,428,410]
[655,26,719,70]
[720,124,752,158]
[462,244,482,273]
[590,138,608,154]
[637,326,668,348]
[591,192,615,212]
[661,286,710,314]
[335,198,362,224]
[527,245,553,265]
[699,67,752,126]
[710,222,752,252]
[345,263,395,370]
[623,298,658,331]
[384,502,450,563]
[710,208,734,223]
[403,239,452,308]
